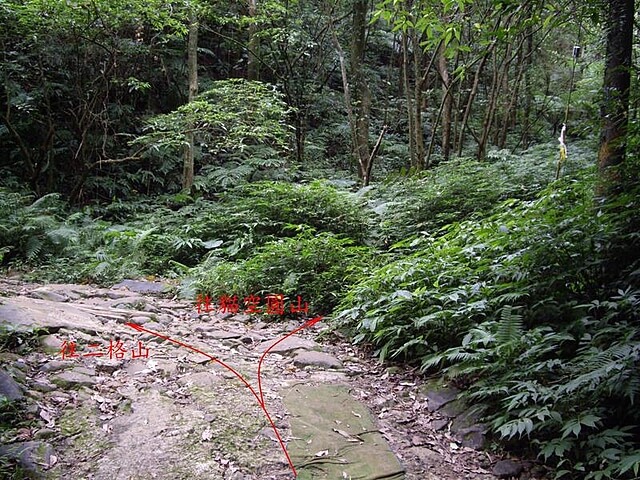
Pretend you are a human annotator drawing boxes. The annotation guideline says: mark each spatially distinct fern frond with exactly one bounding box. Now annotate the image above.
[46,227,78,246]
[25,236,43,261]
[496,305,524,345]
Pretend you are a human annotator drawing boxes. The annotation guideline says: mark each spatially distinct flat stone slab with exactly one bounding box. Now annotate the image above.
[177,371,222,388]
[201,329,243,340]
[0,370,24,401]
[283,384,405,480]
[31,288,69,302]
[39,360,73,373]
[112,280,169,294]
[255,335,319,354]
[293,351,342,369]
[51,369,96,389]
[0,297,108,334]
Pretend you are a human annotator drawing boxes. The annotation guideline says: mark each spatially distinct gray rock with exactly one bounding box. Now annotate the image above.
[129,315,153,325]
[31,289,68,302]
[0,441,55,474]
[51,370,96,389]
[232,314,252,323]
[12,359,29,371]
[293,351,342,369]
[40,334,63,354]
[460,430,485,449]
[451,408,482,431]
[439,399,466,418]
[202,330,243,340]
[31,379,57,393]
[111,299,146,310]
[107,290,130,299]
[431,418,449,431]
[143,304,160,313]
[425,387,459,412]
[72,366,95,376]
[95,360,124,375]
[0,297,107,334]
[0,370,23,401]
[255,336,319,354]
[112,280,168,294]
[38,360,73,373]
[493,459,523,478]
[407,446,442,465]
[178,371,221,388]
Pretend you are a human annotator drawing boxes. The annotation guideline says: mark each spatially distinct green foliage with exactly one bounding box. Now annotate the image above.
[0,189,77,265]
[191,229,375,314]
[1,180,367,286]
[336,169,640,478]
[0,326,44,354]
[134,79,291,172]
[365,142,593,245]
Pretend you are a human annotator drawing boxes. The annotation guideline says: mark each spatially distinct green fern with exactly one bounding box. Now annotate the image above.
[495,305,524,346]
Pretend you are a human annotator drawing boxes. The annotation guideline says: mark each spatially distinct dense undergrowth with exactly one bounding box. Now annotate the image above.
[1,141,639,478]
[338,170,640,478]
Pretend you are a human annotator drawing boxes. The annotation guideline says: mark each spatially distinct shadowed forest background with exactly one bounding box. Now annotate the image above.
[1,0,639,478]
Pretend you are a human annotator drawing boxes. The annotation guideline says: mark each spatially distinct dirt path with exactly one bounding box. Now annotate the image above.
[0,279,527,479]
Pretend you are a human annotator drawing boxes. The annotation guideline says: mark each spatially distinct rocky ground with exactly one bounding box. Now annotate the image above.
[0,278,543,479]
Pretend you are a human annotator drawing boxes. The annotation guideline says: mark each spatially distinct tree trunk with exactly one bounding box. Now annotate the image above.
[598,0,634,187]
[457,48,490,156]
[182,10,198,192]
[519,30,534,149]
[351,0,371,183]
[437,46,452,161]
[247,0,259,80]
[412,28,425,169]
[402,31,416,168]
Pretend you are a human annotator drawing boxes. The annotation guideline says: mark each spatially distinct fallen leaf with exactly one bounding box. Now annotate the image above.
[39,409,55,428]
[202,427,213,441]
[332,428,361,443]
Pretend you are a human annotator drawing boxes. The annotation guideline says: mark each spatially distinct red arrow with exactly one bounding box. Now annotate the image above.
[125,315,323,478]
[257,316,323,406]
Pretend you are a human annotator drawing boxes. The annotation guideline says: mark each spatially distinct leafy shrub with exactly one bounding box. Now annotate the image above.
[3,179,368,285]
[191,229,376,314]
[0,189,77,265]
[133,79,292,192]
[366,141,594,246]
[336,171,640,479]
[219,180,368,243]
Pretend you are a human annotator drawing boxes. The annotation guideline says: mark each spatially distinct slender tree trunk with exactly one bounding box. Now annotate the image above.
[520,30,534,149]
[438,46,452,161]
[412,28,425,169]
[598,0,634,187]
[499,44,526,148]
[247,0,259,80]
[351,0,371,182]
[457,48,490,156]
[182,10,198,191]
[478,43,512,160]
[402,31,416,168]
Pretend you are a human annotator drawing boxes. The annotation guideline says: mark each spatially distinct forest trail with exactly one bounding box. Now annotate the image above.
[0,279,513,480]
